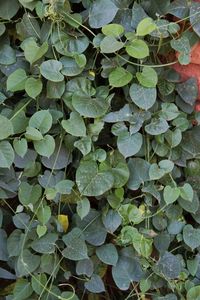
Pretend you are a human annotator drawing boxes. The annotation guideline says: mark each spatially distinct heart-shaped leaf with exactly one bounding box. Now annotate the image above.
[72,92,109,118]
[0,116,13,140]
[183,225,200,250]
[179,183,193,202]
[23,38,48,64]
[62,228,88,261]
[13,138,27,158]
[96,243,118,266]
[76,161,114,196]
[117,131,143,158]
[109,67,133,87]
[40,60,64,82]
[0,141,14,168]
[100,36,124,53]
[7,68,27,92]
[163,186,180,205]
[102,24,124,37]
[126,40,149,59]
[136,18,157,36]
[145,118,169,135]
[84,274,105,293]
[61,112,86,137]
[149,164,165,180]
[130,83,156,110]
[25,78,43,99]
[136,66,158,88]
[33,135,55,157]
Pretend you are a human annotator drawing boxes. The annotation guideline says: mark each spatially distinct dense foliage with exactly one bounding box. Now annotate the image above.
[1,0,200,299]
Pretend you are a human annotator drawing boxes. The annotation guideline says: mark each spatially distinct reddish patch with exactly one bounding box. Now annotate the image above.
[173,41,200,110]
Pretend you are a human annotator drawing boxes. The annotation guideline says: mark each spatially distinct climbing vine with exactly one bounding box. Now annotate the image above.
[1,0,200,299]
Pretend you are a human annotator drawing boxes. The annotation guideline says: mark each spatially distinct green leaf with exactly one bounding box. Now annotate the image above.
[159,159,174,173]
[62,228,88,261]
[34,135,55,157]
[60,56,84,76]
[163,186,180,205]
[37,205,51,225]
[13,138,27,158]
[170,36,190,65]
[102,210,121,233]
[25,127,43,141]
[112,247,144,290]
[176,78,198,105]
[187,286,200,300]
[0,141,14,168]
[7,68,27,92]
[17,249,40,276]
[140,278,151,294]
[29,110,52,134]
[64,12,82,28]
[72,91,109,118]
[178,191,199,214]
[111,161,130,188]
[36,225,47,238]
[179,183,193,202]
[117,131,143,158]
[136,67,158,88]
[190,2,200,38]
[155,251,181,279]
[84,274,105,293]
[0,44,16,65]
[130,83,156,110]
[145,118,169,135]
[109,67,133,87]
[77,197,90,220]
[102,24,124,37]
[149,160,174,180]
[126,39,149,59]
[31,233,58,254]
[19,182,42,206]
[31,273,47,295]
[61,292,79,300]
[183,225,200,250]
[76,259,94,277]
[96,243,118,266]
[136,18,157,36]
[76,209,107,246]
[47,80,65,99]
[187,256,199,277]
[149,164,165,180]
[55,180,74,195]
[128,158,150,190]
[0,115,13,140]
[76,161,114,196]
[100,36,124,53]
[89,0,118,28]
[40,59,64,82]
[0,229,8,261]
[25,77,43,99]
[74,136,92,156]
[13,279,33,300]
[61,112,86,137]
[23,38,48,64]
[0,0,20,20]
[7,229,24,257]
[168,0,189,19]
[161,103,180,121]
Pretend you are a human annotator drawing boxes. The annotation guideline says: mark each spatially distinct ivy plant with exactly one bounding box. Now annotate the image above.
[0,0,200,299]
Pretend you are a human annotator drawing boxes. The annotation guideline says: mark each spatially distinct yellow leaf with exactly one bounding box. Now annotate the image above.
[58,214,69,232]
